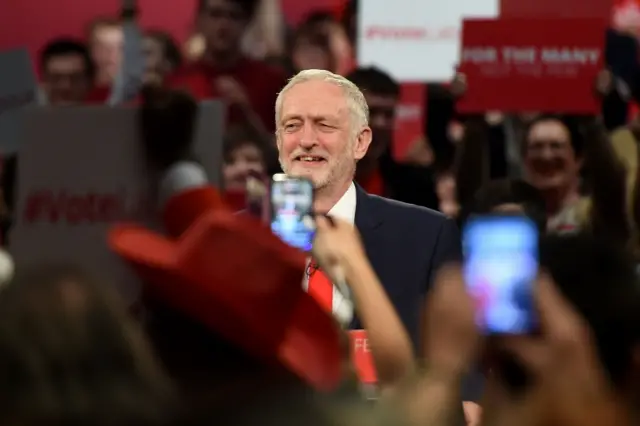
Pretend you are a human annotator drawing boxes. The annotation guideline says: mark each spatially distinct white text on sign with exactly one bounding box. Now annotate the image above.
[353,338,371,353]
[462,47,600,65]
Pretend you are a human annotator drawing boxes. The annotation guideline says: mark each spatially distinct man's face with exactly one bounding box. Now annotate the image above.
[524,119,581,192]
[277,80,371,191]
[42,54,91,105]
[91,25,123,82]
[363,92,397,161]
[198,0,247,55]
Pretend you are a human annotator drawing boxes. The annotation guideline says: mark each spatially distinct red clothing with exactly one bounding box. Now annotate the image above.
[166,58,287,132]
[358,169,385,196]
[85,85,111,104]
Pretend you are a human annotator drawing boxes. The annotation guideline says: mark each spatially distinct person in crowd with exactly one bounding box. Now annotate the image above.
[454,73,630,246]
[166,0,287,133]
[275,69,479,419]
[124,86,418,399]
[296,10,355,75]
[345,67,439,209]
[287,25,336,75]
[142,30,182,85]
[0,264,177,426]
[481,234,640,425]
[38,38,95,106]
[222,124,271,192]
[460,179,547,233]
[86,16,124,88]
[241,0,286,61]
[411,233,640,426]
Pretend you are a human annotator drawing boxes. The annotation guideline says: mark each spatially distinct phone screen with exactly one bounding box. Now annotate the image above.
[463,215,538,334]
[270,177,314,251]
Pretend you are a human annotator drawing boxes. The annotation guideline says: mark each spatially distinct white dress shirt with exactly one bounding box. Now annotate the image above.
[305,182,357,327]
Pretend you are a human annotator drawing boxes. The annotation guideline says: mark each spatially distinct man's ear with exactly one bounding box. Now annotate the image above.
[353,127,373,161]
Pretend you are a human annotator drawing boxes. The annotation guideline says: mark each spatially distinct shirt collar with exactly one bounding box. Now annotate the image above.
[327,182,357,224]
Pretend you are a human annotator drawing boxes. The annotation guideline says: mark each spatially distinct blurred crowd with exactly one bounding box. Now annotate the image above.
[1,0,640,425]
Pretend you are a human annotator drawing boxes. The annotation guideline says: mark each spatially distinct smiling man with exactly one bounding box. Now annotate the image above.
[275,70,477,420]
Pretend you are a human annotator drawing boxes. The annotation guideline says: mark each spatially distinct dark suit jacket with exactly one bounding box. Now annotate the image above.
[351,184,461,340]
[352,185,482,405]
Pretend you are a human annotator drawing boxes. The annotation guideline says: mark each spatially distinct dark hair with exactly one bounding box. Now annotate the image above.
[144,300,320,423]
[346,67,400,98]
[145,30,183,70]
[39,38,96,79]
[462,179,547,233]
[0,264,177,426]
[524,114,585,158]
[539,234,640,388]
[287,26,335,74]
[300,10,337,27]
[198,0,259,19]
[223,124,269,164]
[139,86,199,170]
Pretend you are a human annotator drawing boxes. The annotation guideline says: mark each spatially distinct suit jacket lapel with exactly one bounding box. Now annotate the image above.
[351,185,385,329]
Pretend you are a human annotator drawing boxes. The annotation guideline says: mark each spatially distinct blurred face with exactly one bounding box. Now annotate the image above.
[363,92,397,161]
[277,80,371,192]
[524,119,581,192]
[143,36,164,74]
[223,143,265,190]
[91,25,123,82]
[42,54,91,105]
[198,0,247,55]
[292,41,332,72]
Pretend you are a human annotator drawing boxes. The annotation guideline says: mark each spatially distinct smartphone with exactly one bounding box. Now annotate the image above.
[270,174,315,251]
[462,215,538,334]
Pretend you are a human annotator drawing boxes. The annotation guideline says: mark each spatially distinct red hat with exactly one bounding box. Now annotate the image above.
[108,209,343,391]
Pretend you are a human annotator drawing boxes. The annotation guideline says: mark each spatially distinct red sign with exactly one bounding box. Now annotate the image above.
[457,18,606,114]
[393,83,426,161]
[349,330,377,384]
[501,0,612,19]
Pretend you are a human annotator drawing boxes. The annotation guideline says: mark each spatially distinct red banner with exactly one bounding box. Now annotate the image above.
[501,0,612,19]
[349,330,377,384]
[392,83,426,161]
[457,18,606,113]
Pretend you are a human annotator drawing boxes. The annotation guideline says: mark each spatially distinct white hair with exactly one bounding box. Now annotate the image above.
[274,69,369,134]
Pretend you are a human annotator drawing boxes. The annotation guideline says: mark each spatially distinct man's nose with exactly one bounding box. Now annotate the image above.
[299,124,318,148]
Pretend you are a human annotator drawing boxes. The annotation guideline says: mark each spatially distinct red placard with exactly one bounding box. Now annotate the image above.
[457,18,606,114]
[349,330,377,384]
[392,83,426,161]
[501,0,613,19]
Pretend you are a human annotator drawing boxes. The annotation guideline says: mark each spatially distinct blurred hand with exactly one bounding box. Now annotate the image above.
[496,274,622,426]
[450,73,468,99]
[594,69,613,97]
[402,136,434,166]
[422,265,480,377]
[216,76,251,110]
[311,216,366,280]
[463,401,482,426]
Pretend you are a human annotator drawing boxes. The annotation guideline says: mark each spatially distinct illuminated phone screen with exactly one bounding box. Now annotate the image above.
[270,177,314,252]
[463,215,538,334]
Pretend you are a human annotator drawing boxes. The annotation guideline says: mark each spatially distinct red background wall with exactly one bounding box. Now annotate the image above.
[0,0,337,67]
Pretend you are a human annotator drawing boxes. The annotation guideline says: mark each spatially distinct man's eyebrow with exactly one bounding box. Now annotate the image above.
[281,114,303,123]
